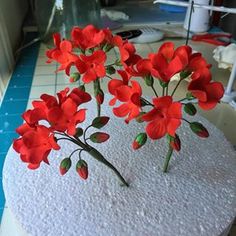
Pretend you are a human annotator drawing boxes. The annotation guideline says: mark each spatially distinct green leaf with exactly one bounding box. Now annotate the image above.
[91,116,110,129]
[74,127,83,138]
[106,66,116,75]
[184,103,197,116]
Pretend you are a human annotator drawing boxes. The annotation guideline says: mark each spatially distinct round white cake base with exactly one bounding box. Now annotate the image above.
[3,99,236,236]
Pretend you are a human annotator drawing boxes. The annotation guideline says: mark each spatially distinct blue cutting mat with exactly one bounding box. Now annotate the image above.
[0,33,39,220]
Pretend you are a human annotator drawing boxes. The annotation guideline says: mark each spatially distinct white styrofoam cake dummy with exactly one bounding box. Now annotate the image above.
[3,96,236,236]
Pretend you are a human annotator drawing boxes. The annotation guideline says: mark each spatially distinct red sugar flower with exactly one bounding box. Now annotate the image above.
[102,28,123,48]
[142,96,182,139]
[108,70,131,106]
[188,53,211,72]
[118,41,141,67]
[111,80,142,123]
[13,125,60,169]
[46,33,61,63]
[149,42,189,83]
[127,59,153,78]
[76,50,107,83]
[46,38,80,75]
[188,68,224,110]
[47,98,87,135]
[71,25,105,50]
[68,88,92,106]
[22,88,91,135]
[13,26,226,178]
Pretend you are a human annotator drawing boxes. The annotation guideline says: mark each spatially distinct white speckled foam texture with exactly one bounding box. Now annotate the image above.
[3,96,236,236]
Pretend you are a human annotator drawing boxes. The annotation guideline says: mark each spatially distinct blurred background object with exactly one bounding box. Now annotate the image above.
[220,0,236,39]
[100,0,117,7]
[184,0,212,33]
[160,0,188,13]
[34,0,102,43]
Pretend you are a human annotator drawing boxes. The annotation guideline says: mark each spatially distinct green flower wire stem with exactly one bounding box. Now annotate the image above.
[93,79,102,117]
[58,133,129,187]
[88,147,129,187]
[163,146,174,173]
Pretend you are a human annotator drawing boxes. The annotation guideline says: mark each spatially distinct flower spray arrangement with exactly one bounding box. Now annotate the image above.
[13,25,224,186]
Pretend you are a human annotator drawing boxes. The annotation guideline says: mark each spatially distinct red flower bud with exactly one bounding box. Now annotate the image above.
[76,160,88,180]
[95,89,104,105]
[132,133,147,150]
[59,158,71,175]
[169,134,181,151]
[190,122,209,138]
[90,132,110,143]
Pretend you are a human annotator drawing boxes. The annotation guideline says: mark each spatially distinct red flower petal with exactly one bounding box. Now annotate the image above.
[60,40,72,52]
[167,119,181,137]
[153,96,172,109]
[61,98,77,117]
[47,107,63,124]
[28,163,40,170]
[95,64,106,77]
[167,102,182,119]
[75,109,87,123]
[117,70,130,84]
[130,93,141,107]
[116,85,132,102]
[108,79,124,95]
[109,97,117,106]
[166,56,185,79]
[113,103,130,117]
[53,33,61,48]
[82,70,97,83]
[142,108,162,122]
[158,42,175,60]
[146,119,167,139]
